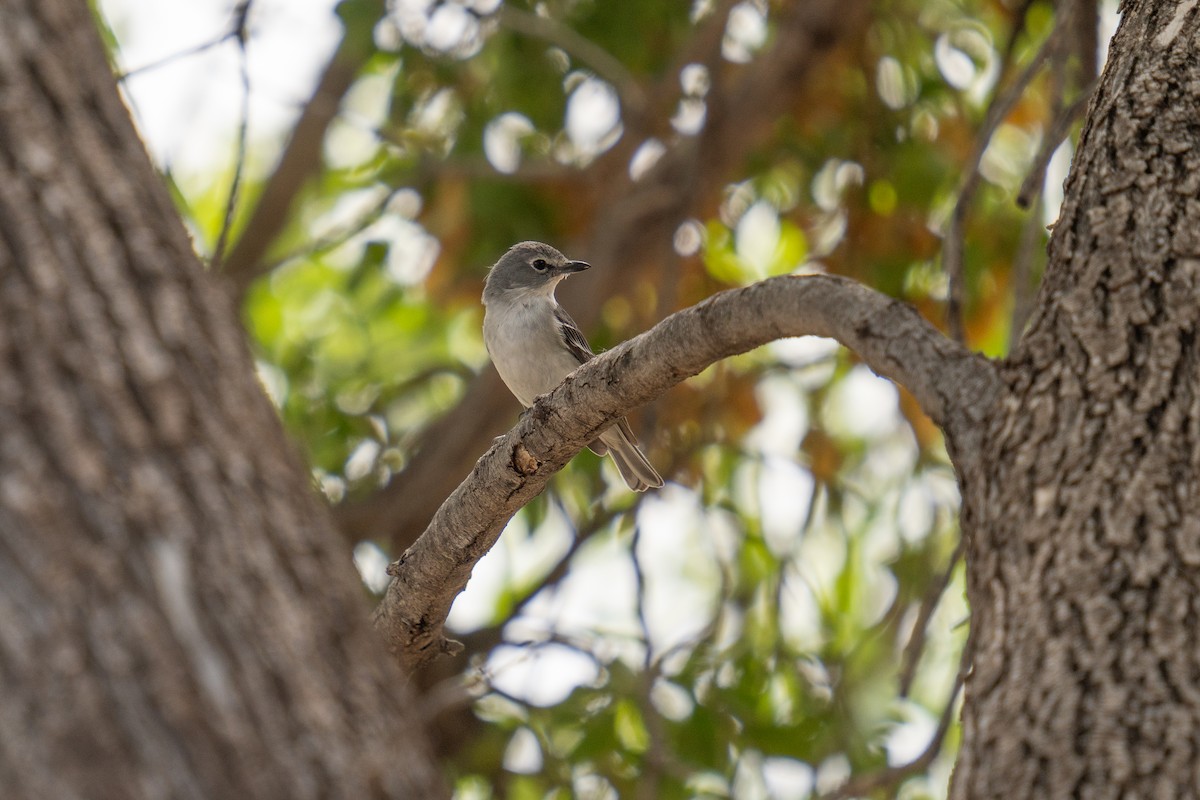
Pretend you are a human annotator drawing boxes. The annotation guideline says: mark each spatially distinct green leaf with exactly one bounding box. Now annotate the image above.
[614,699,649,754]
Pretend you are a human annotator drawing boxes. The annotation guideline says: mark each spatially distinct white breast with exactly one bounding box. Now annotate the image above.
[483,293,583,407]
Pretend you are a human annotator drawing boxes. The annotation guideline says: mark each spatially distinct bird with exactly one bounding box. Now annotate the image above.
[482,241,663,492]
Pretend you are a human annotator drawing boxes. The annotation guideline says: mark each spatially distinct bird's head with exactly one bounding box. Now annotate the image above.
[483,241,590,301]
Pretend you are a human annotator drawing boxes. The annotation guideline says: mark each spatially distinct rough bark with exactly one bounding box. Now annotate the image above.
[0,1,443,797]
[953,1,1200,796]
[375,274,999,670]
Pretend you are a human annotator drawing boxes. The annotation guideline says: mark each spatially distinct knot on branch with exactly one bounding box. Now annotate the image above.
[512,442,541,476]
[384,549,411,577]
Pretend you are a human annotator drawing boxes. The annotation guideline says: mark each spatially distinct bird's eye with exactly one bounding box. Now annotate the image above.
[531,258,549,272]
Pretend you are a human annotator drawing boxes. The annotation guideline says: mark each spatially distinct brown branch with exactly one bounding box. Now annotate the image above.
[220,0,383,298]
[948,0,1099,341]
[1071,0,1101,85]
[373,274,1000,671]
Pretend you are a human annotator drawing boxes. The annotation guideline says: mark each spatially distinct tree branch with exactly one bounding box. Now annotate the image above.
[1015,85,1093,209]
[209,0,253,271]
[373,274,1000,670]
[220,0,383,298]
[943,25,1058,342]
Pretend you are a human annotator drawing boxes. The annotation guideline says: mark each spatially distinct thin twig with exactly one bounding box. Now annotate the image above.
[408,153,574,183]
[898,536,963,698]
[1006,11,1094,348]
[414,503,626,720]
[1016,86,1094,209]
[501,502,625,624]
[944,27,1059,342]
[1008,193,1044,351]
[442,502,630,658]
[771,477,821,633]
[998,0,1040,66]
[630,522,654,671]
[222,0,385,297]
[116,34,232,83]
[818,649,968,800]
[254,187,404,275]
[474,638,603,705]
[627,516,679,800]
[116,0,256,83]
[210,0,253,271]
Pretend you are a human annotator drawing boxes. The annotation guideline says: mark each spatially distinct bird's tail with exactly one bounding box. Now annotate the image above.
[599,418,663,492]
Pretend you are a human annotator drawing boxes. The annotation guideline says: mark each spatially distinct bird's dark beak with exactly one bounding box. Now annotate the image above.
[561,260,591,274]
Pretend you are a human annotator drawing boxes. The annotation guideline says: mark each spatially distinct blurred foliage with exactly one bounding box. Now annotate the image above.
[101,0,1087,795]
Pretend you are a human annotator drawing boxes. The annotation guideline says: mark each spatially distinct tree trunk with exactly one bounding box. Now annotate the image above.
[0,1,444,797]
[954,1,1200,796]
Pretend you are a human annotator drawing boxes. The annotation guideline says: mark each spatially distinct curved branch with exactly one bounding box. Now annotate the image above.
[373,274,1000,670]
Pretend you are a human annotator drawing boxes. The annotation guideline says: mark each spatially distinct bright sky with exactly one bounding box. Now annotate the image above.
[102,0,342,172]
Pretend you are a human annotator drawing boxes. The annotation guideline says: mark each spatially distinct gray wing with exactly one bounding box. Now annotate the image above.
[553,304,594,365]
[553,304,606,454]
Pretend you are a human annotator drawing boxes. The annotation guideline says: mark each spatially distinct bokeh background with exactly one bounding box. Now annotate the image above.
[95,0,1114,796]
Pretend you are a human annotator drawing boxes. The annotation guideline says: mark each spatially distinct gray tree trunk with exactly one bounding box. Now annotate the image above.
[0,0,444,797]
[953,1,1200,796]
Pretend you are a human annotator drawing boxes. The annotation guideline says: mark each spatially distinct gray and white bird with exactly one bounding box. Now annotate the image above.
[482,241,663,492]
